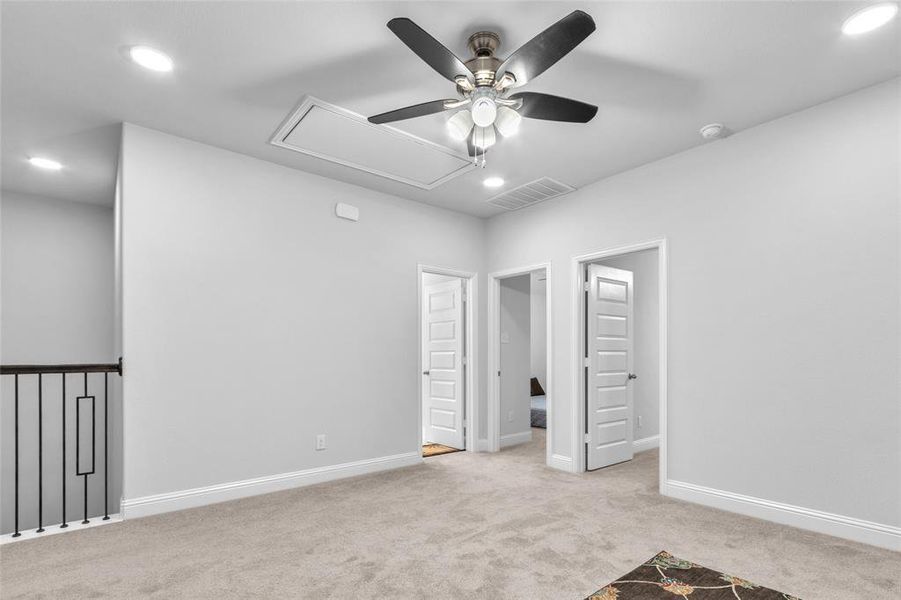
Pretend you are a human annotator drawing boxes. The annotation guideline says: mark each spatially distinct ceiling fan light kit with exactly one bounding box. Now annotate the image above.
[369,11,599,165]
[447,110,474,141]
[472,125,496,150]
[495,106,522,137]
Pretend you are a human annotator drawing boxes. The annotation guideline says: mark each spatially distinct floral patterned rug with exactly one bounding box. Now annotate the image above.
[586,551,801,599]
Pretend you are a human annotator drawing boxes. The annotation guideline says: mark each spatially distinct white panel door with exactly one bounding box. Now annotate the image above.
[586,264,634,470]
[422,278,465,449]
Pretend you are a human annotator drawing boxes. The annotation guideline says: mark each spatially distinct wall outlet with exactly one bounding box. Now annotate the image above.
[316,434,327,451]
[508,410,514,422]
[637,415,643,429]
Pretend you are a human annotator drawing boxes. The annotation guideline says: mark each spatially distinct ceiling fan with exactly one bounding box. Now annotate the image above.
[368,11,599,163]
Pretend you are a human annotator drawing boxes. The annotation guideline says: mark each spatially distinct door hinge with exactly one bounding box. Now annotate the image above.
[462,356,467,365]
[584,433,591,443]
[583,281,590,292]
[583,357,590,368]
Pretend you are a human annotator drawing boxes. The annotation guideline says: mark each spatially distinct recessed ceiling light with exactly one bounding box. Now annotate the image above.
[483,176,505,188]
[28,157,62,170]
[842,3,898,35]
[129,45,174,72]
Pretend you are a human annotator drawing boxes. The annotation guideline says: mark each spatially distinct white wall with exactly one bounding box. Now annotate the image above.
[486,79,900,531]
[499,274,531,443]
[1,190,119,533]
[597,250,659,442]
[1,192,114,363]
[119,125,486,507]
[529,270,547,390]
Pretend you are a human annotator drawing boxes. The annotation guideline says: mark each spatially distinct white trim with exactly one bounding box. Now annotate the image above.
[572,239,668,481]
[269,95,474,190]
[633,435,660,453]
[499,430,533,448]
[666,479,901,551]
[418,264,478,455]
[1,514,123,545]
[475,439,492,452]
[549,454,573,471]
[122,452,421,519]
[488,262,554,471]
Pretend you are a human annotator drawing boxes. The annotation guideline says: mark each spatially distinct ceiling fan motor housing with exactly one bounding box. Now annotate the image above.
[464,31,502,88]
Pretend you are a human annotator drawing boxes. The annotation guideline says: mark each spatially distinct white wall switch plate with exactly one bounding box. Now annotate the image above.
[316,434,327,450]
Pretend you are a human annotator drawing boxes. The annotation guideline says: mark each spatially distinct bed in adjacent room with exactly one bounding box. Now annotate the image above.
[530,395,546,429]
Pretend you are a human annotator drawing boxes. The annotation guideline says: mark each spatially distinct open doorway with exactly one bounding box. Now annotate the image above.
[574,241,666,485]
[489,263,552,466]
[419,267,476,458]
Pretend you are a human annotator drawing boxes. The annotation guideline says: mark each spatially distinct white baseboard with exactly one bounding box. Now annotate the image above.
[122,452,422,520]
[633,435,660,453]
[500,430,532,448]
[549,453,574,472]
[665,479,901,551]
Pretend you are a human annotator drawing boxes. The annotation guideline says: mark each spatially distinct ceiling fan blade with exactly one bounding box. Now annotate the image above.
[496,10,596,87]
[510,92,598,123]
[368,99,455,124]
[387,18,472,84]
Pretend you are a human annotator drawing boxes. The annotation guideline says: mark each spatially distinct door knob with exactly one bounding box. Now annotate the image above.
[423,370,430,375]
[628,373,637,380]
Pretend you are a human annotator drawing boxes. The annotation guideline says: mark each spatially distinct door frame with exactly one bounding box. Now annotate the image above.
[488,262,553,468]
[418,264,478,455]
[571,239,668,491]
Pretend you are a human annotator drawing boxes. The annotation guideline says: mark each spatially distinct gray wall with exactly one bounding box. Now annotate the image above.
[499,274,531,441]
[119,124,487,502]
[597,249,659,441]
[529,270,547,390]
[1,191,119,533]
[486,79,900,527]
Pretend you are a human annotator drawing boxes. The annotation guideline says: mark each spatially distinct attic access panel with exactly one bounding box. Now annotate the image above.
[270,96,475,190]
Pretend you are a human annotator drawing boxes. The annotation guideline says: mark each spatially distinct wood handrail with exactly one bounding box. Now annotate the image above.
[1,359,122,375]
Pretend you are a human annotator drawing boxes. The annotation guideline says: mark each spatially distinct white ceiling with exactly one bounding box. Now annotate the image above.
[2,1,898,217]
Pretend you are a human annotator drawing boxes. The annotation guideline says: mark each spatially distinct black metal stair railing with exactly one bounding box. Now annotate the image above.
[1,359,122,537]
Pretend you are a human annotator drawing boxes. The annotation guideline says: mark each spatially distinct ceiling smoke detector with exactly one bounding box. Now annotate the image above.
[699,123,726,140]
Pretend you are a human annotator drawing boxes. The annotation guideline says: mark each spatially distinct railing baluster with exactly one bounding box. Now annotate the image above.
[82,372,89,525]
[13,374,21,537]
[61,373,67,529]
[37,373,44,533]
[103,372,109,520]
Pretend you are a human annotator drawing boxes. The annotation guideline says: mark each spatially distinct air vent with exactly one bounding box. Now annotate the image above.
[270,96,474,190]
[486,177,575,211]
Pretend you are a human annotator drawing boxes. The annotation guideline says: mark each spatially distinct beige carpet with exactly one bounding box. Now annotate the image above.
[1,429,898,599]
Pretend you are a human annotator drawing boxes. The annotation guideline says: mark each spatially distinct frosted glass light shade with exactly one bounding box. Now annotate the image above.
[471,97,498,127]
[495,106,522,137]
[446,110,474,141]
[472,125,496,149]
